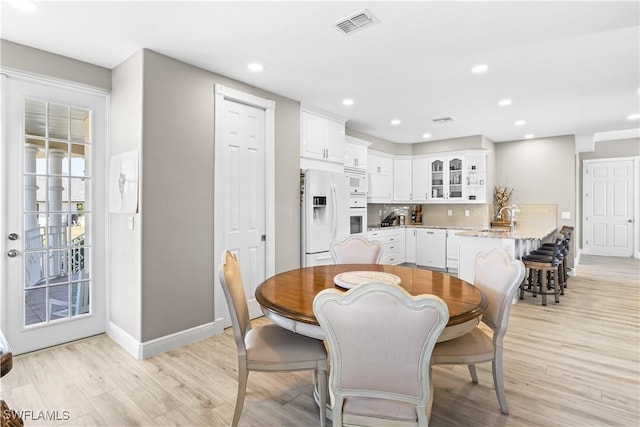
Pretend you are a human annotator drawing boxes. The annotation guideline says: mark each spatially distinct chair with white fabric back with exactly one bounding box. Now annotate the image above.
[219,250,328,427]
[313,282,449,426]
[329,235,383,264]
[431,248,525,415]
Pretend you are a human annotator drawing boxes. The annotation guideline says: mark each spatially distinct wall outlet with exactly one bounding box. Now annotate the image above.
[127,216,135,230]
[561,211,571,220]
[447,209,453,216]
[464,209,470,217]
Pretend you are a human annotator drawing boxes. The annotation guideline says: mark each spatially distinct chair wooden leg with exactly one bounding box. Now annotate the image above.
[492,350,509,415]
[540,268,548,306]
[467,364,478,383]
[553,270,560,303]
[232,362,249,427]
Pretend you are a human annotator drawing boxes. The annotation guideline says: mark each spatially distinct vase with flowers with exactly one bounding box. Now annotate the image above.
[494,186,513,221]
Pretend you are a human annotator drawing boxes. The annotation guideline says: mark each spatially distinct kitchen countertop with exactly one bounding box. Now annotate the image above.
[367,224,474,231]
[456,225,556,240]
[367,224,556,240]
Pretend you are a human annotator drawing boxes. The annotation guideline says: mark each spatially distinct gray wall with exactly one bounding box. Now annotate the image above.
[1,39,111,90]
[134,50,302,341]
[495,135,576,262]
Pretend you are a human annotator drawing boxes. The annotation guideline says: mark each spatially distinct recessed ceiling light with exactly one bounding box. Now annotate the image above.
[498,99,512,107]
[422,133,431,139]
[471,64,488,74]
[342,98,354,106]
[524,134,535,139]
[8,0,37,12]
[247,63,264,72]
[390,119,401,126]
[627,113,640,120]
[515,120,526,126]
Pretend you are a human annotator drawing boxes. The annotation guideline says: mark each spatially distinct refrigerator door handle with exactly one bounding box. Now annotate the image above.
[331,183,337,240]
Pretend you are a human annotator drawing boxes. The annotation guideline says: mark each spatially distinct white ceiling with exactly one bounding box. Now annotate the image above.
[2,0,639,144]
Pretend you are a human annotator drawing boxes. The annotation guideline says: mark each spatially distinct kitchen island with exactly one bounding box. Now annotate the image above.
[456,225,556,283]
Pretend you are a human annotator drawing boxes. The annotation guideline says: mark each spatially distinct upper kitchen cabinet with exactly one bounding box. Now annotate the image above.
[428,154,465,202]
[411,156,429,202]
[393,157,412,202]
[367,150,393,203]
[344,135,371,171]
[426,151,488,204]
[301,109,345,172]
[464,151,488,203]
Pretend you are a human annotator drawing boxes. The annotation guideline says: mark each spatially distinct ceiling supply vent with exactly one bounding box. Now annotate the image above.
[334,9,379,35]
[432,117,454,124]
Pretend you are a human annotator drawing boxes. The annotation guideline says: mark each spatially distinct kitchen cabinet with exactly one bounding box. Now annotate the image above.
[428,154,465,202]
[367,151,393,203]
[344,136,370,170]
[416,228,446,269]
[301,110,345,166]
[405,227,417,264]
[463,152,488,203]
[393,157,412,201]
[427,151,489,204]
[446,229,464,273]
[367,228,405,265]
[411,157,429,202]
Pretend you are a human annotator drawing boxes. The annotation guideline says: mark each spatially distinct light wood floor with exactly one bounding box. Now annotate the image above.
[1,255,638,426]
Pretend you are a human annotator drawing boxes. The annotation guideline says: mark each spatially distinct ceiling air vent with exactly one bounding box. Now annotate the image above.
[334,9,379,35]
[433,117,454,124]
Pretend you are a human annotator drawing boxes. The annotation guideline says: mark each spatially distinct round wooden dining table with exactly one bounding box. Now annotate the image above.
[255,264,487,342]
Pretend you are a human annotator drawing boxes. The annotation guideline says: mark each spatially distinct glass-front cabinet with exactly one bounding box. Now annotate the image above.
[428,155,465,202]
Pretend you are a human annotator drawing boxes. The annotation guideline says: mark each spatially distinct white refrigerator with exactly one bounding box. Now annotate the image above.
[301,169,349,267]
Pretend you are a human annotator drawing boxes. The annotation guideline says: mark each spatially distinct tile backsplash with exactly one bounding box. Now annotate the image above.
[367,203,557,229]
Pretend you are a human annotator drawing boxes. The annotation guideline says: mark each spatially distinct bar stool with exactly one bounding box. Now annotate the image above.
[527,230,569,294]
[536,226,573,287]
[520,233,565,305]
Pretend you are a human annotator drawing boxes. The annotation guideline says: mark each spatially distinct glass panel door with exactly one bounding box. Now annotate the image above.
[2,75,106,355]
[23,99,92,325]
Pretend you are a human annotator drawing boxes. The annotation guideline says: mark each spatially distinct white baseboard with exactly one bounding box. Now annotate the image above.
[106,321,140,359]
[107,321,218,360]
[140,322,216,359]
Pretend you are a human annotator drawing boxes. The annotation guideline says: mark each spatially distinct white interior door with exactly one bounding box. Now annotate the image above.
[583,158,635,257]
[1,74,107,355]
[213,86,275,332]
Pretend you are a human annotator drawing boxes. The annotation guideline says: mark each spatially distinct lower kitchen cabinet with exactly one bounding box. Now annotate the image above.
[367,228,405,265]
[416,228,446,270]
[405,227,417,263]
[446,229,464,273]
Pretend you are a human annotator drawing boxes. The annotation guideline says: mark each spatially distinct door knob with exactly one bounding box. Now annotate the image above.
[8,233,18,240]
[7,249,19,257]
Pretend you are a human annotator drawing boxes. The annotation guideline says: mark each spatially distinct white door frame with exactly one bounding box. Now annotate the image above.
[0,69,109,354]
[582,156,639,258]
[213,85,275,334]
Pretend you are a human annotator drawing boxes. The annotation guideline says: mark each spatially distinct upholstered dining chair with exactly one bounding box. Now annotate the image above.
[329,235,383,264]
[313,282,449,427]
[431,249,525,415]
[219,250,328,427]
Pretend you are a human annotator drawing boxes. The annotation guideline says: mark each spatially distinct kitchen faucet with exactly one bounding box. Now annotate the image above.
[498,206,515,234]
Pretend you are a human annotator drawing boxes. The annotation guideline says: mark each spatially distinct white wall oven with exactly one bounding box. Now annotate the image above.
[349,195,366,235]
